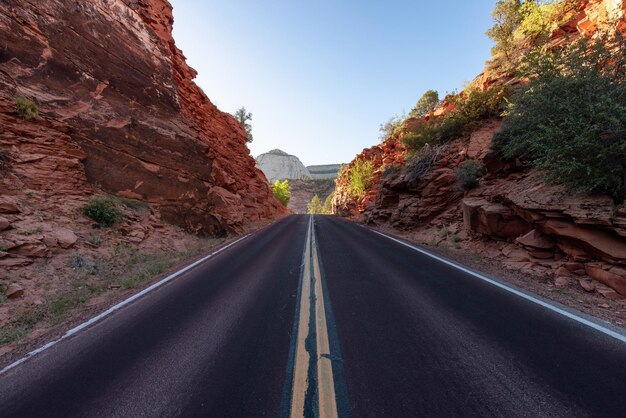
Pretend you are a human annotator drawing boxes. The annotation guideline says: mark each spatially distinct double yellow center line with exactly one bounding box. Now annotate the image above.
[289,216,339,418]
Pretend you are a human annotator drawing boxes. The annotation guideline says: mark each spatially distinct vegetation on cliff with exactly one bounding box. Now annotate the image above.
[271,179,292,206]
[487,0,579,72]
[234,106,254,143]
[493,32,626,199]
[345,158,375,198]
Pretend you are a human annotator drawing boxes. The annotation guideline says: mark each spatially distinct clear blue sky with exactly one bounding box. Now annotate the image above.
[170,1,497,166]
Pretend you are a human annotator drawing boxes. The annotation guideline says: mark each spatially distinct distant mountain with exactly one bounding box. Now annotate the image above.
[307,164,342,180]
[256,149,311,182]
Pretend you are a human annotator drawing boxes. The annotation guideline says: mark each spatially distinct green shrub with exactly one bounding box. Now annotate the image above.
[457,160,485,191]
[410,90,439,118]
[88,235,102,246]
[403,115,466,152]
[493,32,626,199]
[379,114,405,140]
[271,179,291,206]
[15,97,39,120]
[346,158,374,198]
[402,119,441,151]
[402,87,507,153]
[436,114,471,143]
[486,0,577,72]
[454,87,510,121]
[82,197,120,227]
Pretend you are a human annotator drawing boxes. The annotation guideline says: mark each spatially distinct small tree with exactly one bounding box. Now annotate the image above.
[322,193,334,214]
[233,107,253,143]
[457,160,485,191]
[486,0,523,67]
[346,158,374,198]
[271,179,291,206]
[378,115,404,140]
[410,90,439,118]
[307,195,324,214]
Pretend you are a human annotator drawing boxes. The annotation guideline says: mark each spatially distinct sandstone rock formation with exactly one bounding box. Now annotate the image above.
[256,149,312,182]
[333,0,626,299]
[0,0,285,237]
[307,164,342,180]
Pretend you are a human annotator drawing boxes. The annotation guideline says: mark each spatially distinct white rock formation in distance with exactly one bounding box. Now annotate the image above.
[256,149,312,182]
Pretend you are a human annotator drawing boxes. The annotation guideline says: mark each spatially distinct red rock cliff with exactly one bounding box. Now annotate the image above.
[334,0,626,299]
[0,0,285,236]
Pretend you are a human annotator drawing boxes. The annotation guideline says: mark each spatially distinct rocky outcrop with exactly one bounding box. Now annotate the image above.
[256,149,312,182]
[333,0,626,298]
[333,137,404,217]
[0,0,284,237]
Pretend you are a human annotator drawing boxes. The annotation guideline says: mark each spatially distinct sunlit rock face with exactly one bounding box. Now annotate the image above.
[0,0,286,236]
[307,164,342,180]
[256,149,312,183]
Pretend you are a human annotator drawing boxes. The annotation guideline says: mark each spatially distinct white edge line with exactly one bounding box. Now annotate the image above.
[0,234,251,375]
[371,229,626,344]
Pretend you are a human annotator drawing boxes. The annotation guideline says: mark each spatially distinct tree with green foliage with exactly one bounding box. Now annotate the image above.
[346,158,375,198]
[410,90,439,118]
[234,107,253,143]
[486,0,578,71]
[486,0,523,66]
[307,193,334,214]
[379,115,404,140]
[493,32,626,199]
[271,179,291,206]
[402,86,509,152]
[307,195,324,214]
[323,193,334,214]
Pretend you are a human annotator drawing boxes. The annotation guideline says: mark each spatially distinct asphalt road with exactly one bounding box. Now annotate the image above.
[1,214,625,417]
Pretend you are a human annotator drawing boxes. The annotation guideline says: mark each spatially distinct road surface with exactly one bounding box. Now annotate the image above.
[0,214,625,417]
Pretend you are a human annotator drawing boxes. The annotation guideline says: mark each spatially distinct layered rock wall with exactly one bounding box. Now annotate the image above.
[0,0,284,236]
[333,0,626,298]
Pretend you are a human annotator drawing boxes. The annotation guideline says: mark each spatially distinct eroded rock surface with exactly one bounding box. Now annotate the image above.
[0,0,284,236]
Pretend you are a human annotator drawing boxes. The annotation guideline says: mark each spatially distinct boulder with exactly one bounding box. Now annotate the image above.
[516,229,556,250]
[594,283,622,300]
[462,197,531,239]
[6,283,24,299]
[55,228,78,249]
[585,264,626,296]
[0,196,20,214]
[543,219,626,261]
[0,217,10,231]
[579,279,595,292]
[13,243,49,258]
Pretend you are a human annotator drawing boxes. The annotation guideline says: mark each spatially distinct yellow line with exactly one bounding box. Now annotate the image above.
[290,216,313,418]
[290,216,338,418]
[312,225,339,418]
